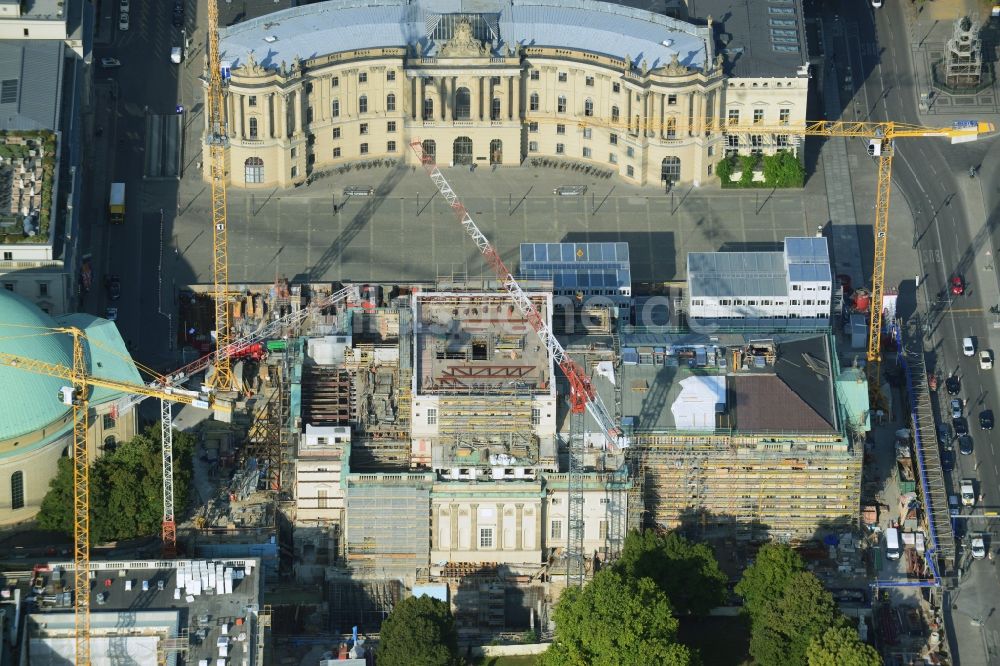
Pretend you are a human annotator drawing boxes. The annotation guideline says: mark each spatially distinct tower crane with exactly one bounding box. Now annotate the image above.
[205,0,234,392]
[0,328,225,665]
[409,139,620,587]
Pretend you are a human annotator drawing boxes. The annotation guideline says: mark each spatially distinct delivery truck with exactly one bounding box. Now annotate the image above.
[109,182,125,224]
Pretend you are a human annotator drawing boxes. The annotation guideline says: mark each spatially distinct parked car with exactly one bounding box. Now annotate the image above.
[106,275,121,300]
[119,12,129,31]
[938,422,953,446]
[959,434,974,455]
[946,375,961,395]
[105,307,118,322]
[963,337,976,357]
[951,275,965,295]
[940,449,955,473]
[172,7,184,27]
[981,409,994,431]
[981,350,993,370]
[954,417,969,437]
[951,398,964,420]
[100,57,121,68]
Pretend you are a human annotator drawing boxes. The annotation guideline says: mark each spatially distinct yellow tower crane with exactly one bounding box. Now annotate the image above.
[538,115,993,396]
[205,0,233,390]
[0,327,225,665]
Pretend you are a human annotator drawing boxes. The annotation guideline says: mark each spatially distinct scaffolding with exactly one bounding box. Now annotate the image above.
[944,15,983,88]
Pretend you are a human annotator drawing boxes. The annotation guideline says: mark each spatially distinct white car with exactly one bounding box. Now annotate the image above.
[119,12,129,31]
[119,0,129,9]
[100,57,121,68]
[871,0,883,7]
[171,47,182,64]
[980,350,993,370]
[963,337,976,357]
[972,536,986,560]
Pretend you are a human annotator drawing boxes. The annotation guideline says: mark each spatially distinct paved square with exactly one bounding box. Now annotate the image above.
[172,166,826,288]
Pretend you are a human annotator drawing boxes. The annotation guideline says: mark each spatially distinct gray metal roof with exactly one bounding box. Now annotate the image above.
[220,0,710,72]
[520,242,631,291]
[785,236,831,284]
[0,40,63,131]
[687,251,787,298]
[686,0,807,78]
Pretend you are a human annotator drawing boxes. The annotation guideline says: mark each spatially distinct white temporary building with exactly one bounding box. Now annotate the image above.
[670,375,726,430]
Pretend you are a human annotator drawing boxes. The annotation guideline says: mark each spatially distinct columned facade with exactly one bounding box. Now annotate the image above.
[207,11,808,189]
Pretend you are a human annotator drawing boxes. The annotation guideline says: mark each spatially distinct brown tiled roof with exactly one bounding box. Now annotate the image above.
[732,374,836,432]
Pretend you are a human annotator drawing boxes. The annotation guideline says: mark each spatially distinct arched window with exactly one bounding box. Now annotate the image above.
[490,139,502,165]
[491,97,502,120]
[455,87,471,119]
[422,139,436,160]
[661,156,681,182]
[386,93,396,112]
[10,471,24,510]
[248,117,258,138]
[245,157,264,184]
[358,95,368,114]
[584,99,594,117]
[529,92,539,112]
[666,116,677,140]
[453,136,473,165]
[557,96,567,113]
[423,98,434,120]
[611,105,620,123]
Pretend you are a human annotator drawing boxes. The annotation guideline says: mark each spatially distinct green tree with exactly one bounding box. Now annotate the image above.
[807,626,881,666]
[614,529,727,615]
[36,426,195,543]
[734,543,805,620]
[749,571,846,666]
[376,595,459,666]
[541,569,699,666]
[716,156,733,184]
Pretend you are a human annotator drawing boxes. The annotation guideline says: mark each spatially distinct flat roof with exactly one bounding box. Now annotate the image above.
[520,242,631,292]
[688,251,788,298]
[414,292,553,395]
[219,0,710,73]
[686,0,808,78]
[0,40,63,131]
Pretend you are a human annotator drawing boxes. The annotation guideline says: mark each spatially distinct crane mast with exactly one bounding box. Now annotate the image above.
[69,329,91,666]
[206,0,233,391]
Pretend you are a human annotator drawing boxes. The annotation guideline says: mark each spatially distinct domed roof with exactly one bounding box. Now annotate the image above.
[0,290,73,440]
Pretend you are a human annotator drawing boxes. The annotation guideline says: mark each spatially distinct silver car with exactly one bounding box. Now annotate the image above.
[951,398,963,420]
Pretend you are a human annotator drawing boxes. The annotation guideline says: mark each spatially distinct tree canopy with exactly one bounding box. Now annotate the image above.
[37,426,195,543]
[734,542,806,620]
[541,568,699,666]
[376,595,459,666]
[614,529,727,615]
[806,626,882,666]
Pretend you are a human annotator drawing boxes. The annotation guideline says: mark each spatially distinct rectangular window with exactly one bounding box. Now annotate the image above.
[779,108,790,124]
[727,135,740,147]
[585,76,594,87]
[556,124,566,135]
[360,142,369,155]
[626,165,634,177]
[531,407,541,425]
[530,70,539,80]
[306,107,313,123]
[333,147,341,158]
[582,147,592,158]
[776,135,789,147]
[557,97,567,113]
[599,520,608,540]
[551,520,562,539]
[751,134,763,147]
[609,153,617,164]
[490,76,501,85]
[609,133,618,145]
[387,140,396,152]
[529,141,539,152]
[360,122,369,135]
[626,146,635,158]
[479,527,494,549]
[358,72,368,83]
[11,471,24,510]
[359,97,368,113]
[556,143,565,154]
[427,408,437,425]
[558,72,567,82]
[332,76,339,87]
[333,127,341,139]
[103,414,116,429]
[668,94,677,105]
[727,109,740,125]
[753,109,764,124]
[2,251,10,260]
[248,95,257,107]
[387,70,396,81]
[332,100,340,117]
[318,489,328,509]
[583,127,592,139]
[529,122,539,133]
[612,82,621,93]
[387,120,396,132]
[38,283,47,296]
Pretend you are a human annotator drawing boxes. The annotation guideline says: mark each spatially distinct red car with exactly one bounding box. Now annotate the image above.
[951,276,965,296]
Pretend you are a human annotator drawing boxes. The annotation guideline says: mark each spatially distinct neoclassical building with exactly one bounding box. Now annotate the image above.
[207,0,809,188]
